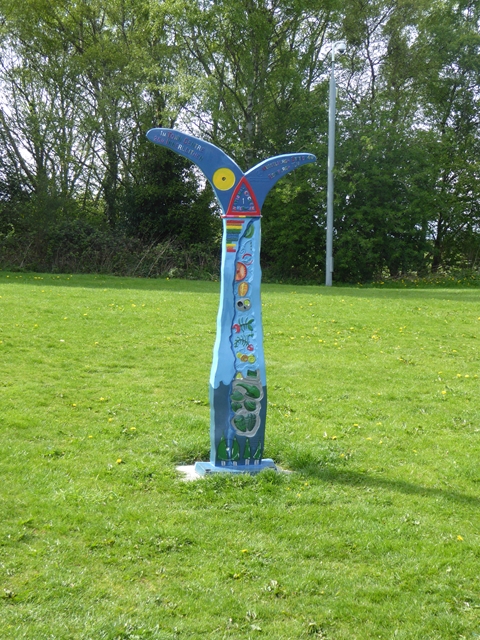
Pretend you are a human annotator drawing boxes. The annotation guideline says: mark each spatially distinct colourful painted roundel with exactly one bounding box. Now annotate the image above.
[235,262,247,281]
[213,167,236,191]
[238,282,249,297]
[236,298,251,311]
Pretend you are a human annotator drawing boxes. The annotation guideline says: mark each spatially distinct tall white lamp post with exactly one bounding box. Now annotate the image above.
[326,41,346,287]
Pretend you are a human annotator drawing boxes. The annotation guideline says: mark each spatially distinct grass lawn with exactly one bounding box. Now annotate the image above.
[0,271,479,640]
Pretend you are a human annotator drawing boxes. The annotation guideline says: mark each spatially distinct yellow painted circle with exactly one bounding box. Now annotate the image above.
[213,167,236,190]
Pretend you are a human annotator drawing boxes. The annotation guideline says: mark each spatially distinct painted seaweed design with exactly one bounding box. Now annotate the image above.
[229,370,263,438]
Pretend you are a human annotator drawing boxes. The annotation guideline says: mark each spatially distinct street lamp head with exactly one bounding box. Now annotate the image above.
[330,41,347,62]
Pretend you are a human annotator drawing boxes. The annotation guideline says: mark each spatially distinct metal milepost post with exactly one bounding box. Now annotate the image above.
[325,41,346,287]
[146,128,316,474]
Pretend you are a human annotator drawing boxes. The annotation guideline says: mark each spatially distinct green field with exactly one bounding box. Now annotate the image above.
[0,272,479,639]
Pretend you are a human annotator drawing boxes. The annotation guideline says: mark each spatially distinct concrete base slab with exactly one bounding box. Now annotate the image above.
[195,459,276,476]
[176,459,279,481]
[176,465,203,481]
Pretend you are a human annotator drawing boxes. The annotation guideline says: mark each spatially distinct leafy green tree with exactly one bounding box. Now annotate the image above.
[0,0,211,242]
[1,0,479,279]
[413,0,480,270]
[119,137,219,245]
[331,0,429,278]
[261,167,325,281]
[161,0,336,161]
[0,145,30,235]
[334,119,431,281]
[159,0,336,279]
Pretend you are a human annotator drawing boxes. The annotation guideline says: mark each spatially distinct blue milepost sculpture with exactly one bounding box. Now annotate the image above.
[147,128,316,474]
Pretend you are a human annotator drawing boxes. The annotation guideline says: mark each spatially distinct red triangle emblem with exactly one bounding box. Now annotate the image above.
[226,177,261,217]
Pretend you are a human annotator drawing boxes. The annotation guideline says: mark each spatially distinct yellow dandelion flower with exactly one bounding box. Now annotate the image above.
[116,458,123,464]
[457,535,463,541]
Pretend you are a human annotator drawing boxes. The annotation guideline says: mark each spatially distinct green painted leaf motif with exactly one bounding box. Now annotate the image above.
[246,414,257,431]
[231,401,243,412]
[244,399,256,412]
[231,390,244,401]
[234,335,251,348]
[239,318,254,332]
[217,436,229,461]
[236,383,260,399]
[233,416,247,432]
[235,414,256,432]
[244,439,251,459]
[253,443,263,460]
[231,438,240,461]
[244,224,254,239]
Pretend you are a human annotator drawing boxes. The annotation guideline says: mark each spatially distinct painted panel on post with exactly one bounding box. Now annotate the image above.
[146,128,316,474]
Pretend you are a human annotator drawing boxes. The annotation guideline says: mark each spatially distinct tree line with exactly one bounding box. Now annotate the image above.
[0,0,479,282]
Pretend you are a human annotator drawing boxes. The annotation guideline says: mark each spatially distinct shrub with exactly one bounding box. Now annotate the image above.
[0,220,220,280]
